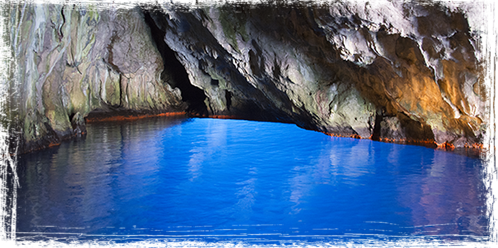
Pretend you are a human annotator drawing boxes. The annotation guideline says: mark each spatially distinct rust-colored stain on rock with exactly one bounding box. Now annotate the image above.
[0,153,17,159]
[85,112,187,123]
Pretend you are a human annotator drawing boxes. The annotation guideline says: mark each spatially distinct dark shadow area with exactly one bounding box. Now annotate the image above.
[371,113,382,141]
[397,112,435,141]
[142,7,208,116]
[225,90,232,111]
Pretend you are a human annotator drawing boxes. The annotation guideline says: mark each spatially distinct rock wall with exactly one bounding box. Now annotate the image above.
[148,2,487,146]
[7,1,489,153]
[9,4,186,152]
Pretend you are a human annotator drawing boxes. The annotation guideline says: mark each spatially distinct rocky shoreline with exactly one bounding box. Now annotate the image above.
[4,2,489,154]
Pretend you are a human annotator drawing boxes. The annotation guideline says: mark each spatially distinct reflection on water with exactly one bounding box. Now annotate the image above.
[15,117,488,243]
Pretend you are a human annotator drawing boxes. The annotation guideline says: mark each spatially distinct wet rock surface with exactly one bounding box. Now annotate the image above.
[6,2,488,153]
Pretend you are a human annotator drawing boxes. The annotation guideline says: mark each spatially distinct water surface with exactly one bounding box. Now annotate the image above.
[16,117,488,244]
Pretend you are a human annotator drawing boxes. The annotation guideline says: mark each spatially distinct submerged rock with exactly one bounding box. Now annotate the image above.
[5,1,489,153]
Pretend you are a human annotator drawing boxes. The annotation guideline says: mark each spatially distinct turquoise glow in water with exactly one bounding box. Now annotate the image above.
[16,117,488,243]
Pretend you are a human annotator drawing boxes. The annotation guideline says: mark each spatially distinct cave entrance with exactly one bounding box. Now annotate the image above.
[142,8,208,116]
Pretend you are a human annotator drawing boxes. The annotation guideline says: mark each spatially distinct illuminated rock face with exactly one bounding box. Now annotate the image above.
[147,3,486,146]
[8,2,487,153]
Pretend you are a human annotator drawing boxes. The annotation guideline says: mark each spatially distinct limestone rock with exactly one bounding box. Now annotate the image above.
[146,2,486,147]
[6,2,489,152]
[9,4,185,153]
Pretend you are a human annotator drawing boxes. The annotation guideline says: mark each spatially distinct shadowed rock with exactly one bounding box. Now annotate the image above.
[6,2,488,153]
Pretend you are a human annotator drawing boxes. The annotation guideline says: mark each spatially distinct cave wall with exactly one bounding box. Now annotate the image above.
[7,2,489,153]
[149,2,487,145]
[9,4,186,152]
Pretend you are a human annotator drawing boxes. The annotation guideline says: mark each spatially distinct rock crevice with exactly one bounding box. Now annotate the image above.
[143,8,208,115]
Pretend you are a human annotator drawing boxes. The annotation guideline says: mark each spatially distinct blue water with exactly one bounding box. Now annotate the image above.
[16,117,489,243]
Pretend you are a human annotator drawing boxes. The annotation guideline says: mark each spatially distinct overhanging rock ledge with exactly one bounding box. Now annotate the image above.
[5,1,489,153]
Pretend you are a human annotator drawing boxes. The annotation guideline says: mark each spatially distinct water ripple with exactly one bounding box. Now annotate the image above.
[15,118,489,244]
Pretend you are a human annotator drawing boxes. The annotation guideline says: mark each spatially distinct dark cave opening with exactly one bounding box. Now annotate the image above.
[142,8,208,116]
[225,90,232,111]
[371,113,382,141]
